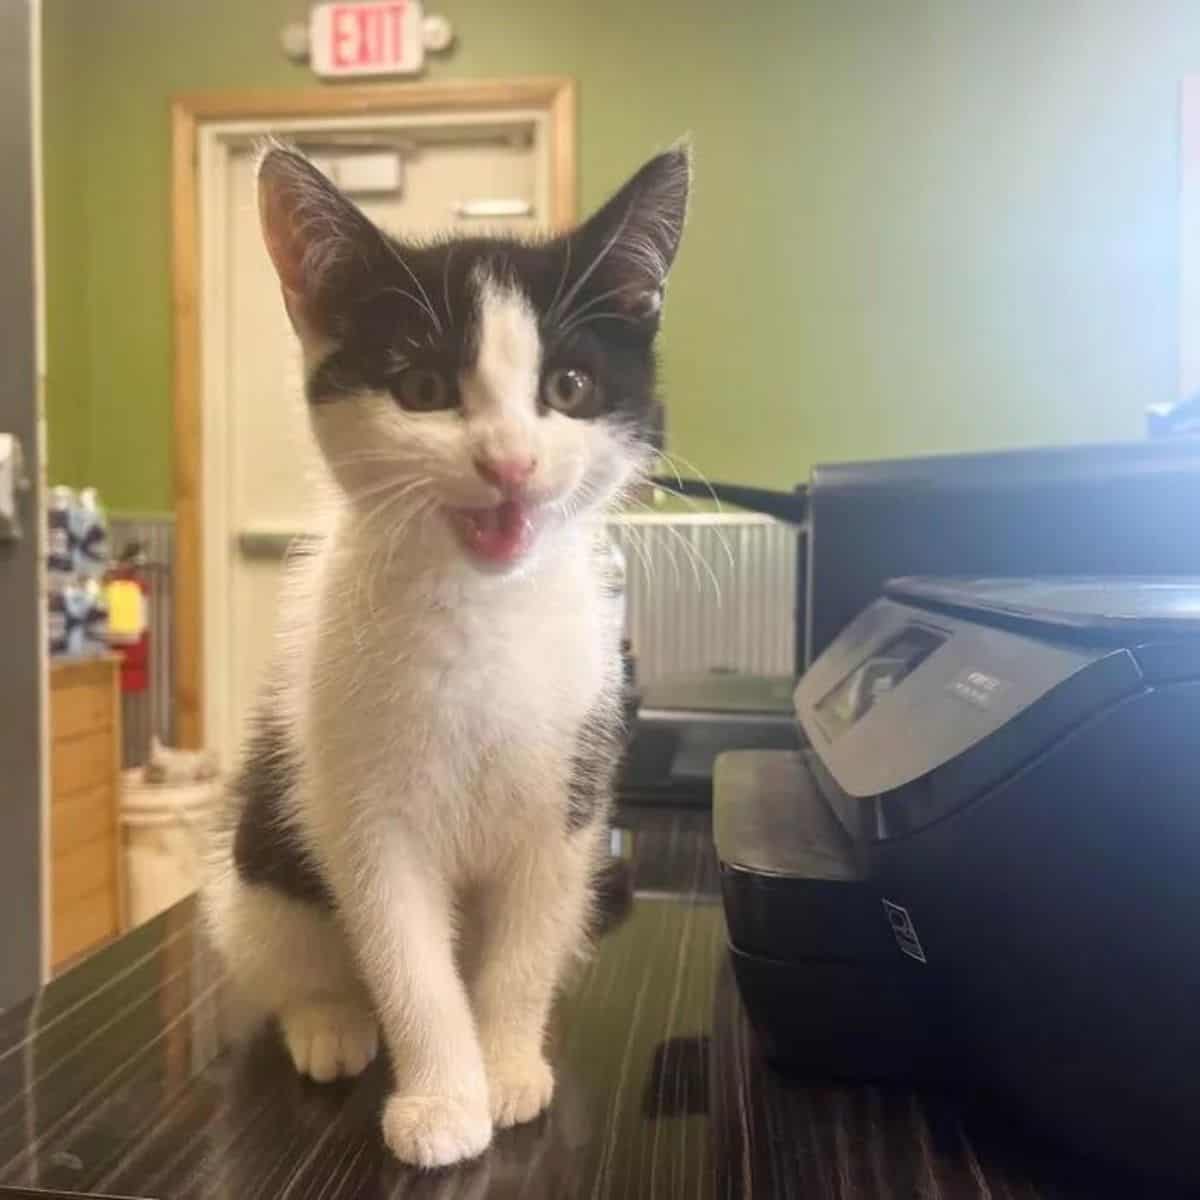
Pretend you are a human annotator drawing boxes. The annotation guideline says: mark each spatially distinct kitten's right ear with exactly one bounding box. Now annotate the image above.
[570,142,692,325]
[257,143,385,339]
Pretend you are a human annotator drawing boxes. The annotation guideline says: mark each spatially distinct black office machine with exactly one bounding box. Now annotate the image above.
[625,439,1200,801]
[717,575,1200,1185]
[800,438,1200,665]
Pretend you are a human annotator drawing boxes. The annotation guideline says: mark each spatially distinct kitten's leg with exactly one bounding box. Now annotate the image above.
[328,827,492,1168]
[280,997,378,1083]
[204,870,378,1081]
[470,825,599,1128]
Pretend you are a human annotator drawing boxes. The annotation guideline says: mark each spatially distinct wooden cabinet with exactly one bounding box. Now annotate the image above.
[49,657,123,970]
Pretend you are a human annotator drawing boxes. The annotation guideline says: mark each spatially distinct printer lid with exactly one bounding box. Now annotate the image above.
[795,577,1200,817]
[810,438,1200,496]
[885,577,1200,641]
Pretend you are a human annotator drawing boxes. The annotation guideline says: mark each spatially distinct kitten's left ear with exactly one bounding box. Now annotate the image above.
[257,141,391,341]
[574,142,691,322]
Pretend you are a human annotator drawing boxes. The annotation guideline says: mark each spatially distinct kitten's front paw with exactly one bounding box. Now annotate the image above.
[486,1052,555,1128]
[280,1000,378,1083]
[381,1094,492,1168]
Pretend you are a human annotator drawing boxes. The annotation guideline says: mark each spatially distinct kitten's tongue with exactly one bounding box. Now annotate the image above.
[456,500,534,566]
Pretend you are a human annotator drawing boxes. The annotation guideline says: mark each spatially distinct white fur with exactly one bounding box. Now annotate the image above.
[205,279,632,1168]
[465,274,541,416]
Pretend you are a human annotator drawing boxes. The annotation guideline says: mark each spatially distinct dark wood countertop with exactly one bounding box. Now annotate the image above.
[0,803,1173,1199]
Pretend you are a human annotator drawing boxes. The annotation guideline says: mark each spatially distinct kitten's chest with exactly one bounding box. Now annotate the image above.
[404,602,601,718]
[316,561,614,753]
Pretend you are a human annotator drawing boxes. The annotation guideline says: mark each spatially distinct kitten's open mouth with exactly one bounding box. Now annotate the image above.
[447,500,538,567]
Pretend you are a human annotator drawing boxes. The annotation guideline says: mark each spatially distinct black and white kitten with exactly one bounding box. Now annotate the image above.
[205,142,689,1168]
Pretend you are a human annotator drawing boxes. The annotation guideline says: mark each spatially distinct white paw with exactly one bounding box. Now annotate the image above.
[381,1093,492,1168]
[280,1000,378,1083]
[486,1053,555,1128]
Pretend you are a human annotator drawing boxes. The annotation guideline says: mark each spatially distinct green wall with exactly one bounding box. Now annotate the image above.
[43,0,1200,513]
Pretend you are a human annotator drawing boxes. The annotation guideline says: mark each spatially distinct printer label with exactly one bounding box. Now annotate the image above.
[882,900,927,963]
[947,668,1007,710]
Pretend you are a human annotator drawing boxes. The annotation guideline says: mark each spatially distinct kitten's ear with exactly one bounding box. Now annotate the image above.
[574,143,691,322]
[257,143,388,339]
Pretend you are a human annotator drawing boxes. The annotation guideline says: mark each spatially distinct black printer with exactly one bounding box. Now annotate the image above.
[717,576,1200,1185]
[624,439,1200,802]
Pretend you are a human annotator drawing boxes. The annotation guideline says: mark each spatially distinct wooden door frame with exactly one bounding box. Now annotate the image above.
[170,78,577,748]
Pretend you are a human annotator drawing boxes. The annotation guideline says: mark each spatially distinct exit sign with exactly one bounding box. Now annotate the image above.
[310,1,425,78]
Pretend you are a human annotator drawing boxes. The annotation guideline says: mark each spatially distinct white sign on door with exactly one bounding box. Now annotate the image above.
[310,1,425,79]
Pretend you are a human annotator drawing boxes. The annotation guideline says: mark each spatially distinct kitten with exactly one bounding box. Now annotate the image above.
[143,735,218,784]
[204,141,689,1168]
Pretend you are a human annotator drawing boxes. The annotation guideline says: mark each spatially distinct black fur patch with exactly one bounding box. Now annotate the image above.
[305,347,369,405]
[303,237,661,439]
[595,530,626,602]
[261,143,689,447]
[232,708,333,909]
[590,855,634,936]
[566,697,625,834]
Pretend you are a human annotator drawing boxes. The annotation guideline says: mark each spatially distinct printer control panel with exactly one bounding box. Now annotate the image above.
[794,596,1142,833]
[814,624,946,738]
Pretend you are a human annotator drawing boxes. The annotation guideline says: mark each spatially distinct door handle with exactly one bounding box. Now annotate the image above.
[452,198,534,219]
[237,529,317,559]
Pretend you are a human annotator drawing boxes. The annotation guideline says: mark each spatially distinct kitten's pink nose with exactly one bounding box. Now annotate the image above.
[475,454,537,494]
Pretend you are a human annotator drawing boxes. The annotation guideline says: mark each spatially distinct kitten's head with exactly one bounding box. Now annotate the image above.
[258,141,689,572]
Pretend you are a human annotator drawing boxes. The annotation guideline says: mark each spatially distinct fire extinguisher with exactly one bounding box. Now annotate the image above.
[106,540,151,694]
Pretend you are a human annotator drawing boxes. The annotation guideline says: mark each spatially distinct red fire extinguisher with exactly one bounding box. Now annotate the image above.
[107,541,151,694]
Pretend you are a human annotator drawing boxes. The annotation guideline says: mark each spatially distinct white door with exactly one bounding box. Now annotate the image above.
[202,117,549,765]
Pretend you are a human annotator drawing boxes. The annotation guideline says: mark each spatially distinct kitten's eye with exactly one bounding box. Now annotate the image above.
[392,368,454,412]
[543,367,600,417]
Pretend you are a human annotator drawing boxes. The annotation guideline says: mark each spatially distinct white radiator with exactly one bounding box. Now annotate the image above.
[607,513,797,687]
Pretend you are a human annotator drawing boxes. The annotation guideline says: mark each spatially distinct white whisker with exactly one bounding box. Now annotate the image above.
[355,484,436,620]
[664,519,722,603]
[626,500,690,593]
[553,282,639,334]
[372,284,443,332]
[625,497,725,605]
[441,244,455,330]
[546,194,639,328]
[381,244,443,336]
[653,451,686,493]
[382,494,437,582]
[557,310,643,340]
[655,450,736,574]
[547,236,573,322]
[645,479,703,514]
[620,523,656,593]
[347,474,432,509]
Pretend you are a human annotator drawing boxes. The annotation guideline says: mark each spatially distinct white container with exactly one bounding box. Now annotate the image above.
[120,770,220,926]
